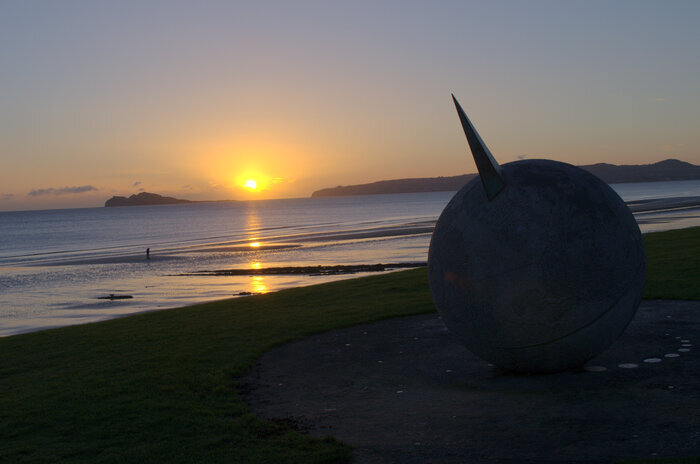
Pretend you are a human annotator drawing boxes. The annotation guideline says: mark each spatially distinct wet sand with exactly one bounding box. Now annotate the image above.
[241,300,699,463]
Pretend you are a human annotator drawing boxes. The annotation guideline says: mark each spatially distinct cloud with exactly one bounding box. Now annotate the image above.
[28,185,98,197]
[652,97,667,102]
[133,181,142,187]
[1,193,13,201]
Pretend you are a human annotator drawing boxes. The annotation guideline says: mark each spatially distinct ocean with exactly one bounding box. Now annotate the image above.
[1,180,699,337]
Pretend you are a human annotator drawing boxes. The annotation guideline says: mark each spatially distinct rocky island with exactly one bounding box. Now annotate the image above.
[105,192,192,207]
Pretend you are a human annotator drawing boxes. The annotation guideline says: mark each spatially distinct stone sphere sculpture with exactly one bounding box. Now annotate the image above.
[428,96,646,373]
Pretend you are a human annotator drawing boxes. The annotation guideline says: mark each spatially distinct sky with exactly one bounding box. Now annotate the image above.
[1,0,699,211]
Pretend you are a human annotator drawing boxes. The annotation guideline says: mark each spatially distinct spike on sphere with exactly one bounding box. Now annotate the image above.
[452,95,505,200]
[427,96,646,373]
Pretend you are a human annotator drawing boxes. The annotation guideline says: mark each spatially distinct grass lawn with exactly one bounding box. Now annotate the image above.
[643,226,700,300]
[1,227,698,463]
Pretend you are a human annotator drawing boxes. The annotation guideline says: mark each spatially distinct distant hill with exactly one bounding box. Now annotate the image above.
[312,175,478,197]
[579,159,700,183]
[105,192,192,207]
[311,159,700,197]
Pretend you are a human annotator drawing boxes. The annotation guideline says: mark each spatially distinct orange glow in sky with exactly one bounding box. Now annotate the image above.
[1,2,699,212]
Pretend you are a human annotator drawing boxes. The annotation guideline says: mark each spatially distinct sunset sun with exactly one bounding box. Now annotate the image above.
[236,173,271,194]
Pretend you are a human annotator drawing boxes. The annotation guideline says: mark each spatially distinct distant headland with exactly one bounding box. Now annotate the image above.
[105,192,193,207]
[312,159,700,197]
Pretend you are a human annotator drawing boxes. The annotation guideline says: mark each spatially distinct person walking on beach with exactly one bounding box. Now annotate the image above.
[146,248,150,260]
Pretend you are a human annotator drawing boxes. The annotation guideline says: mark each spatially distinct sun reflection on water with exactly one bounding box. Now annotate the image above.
[252,275,266,293]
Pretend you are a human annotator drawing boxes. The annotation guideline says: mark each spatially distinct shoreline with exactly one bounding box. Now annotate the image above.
[0,265,428,338]
[2,225,698,340]
[7,224,436,268]
[8,199,700,269]
[0,202,698,339]
[2,196,697,269]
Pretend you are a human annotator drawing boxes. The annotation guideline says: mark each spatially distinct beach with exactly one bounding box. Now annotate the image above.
[1,182,699,337]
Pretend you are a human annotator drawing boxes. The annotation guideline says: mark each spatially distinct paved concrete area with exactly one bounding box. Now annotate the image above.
[240,300,699,463]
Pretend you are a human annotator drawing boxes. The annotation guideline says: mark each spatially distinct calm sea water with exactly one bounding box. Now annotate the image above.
[1,181,699,337]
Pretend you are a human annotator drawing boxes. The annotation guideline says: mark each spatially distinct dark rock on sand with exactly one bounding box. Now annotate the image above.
[97,294,133,300]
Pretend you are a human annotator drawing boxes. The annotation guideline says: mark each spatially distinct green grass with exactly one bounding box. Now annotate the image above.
[643,226,700,299]
[1,226,698,463]
[0,268,433,463]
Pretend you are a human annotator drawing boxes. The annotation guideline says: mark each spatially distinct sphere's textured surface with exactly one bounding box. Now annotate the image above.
[428,159,646,372]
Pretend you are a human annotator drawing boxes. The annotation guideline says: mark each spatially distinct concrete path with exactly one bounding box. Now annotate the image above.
[241,300,699,463]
